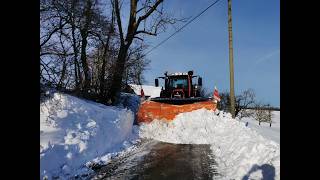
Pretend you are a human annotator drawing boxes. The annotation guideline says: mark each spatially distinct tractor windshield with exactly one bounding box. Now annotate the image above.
[169,77,188,89]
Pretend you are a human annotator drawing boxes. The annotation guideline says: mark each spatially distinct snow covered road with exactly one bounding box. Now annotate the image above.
[91,140,221,179]
[90,109,279,180]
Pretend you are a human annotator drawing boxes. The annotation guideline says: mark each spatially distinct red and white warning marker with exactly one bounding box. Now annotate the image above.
[213,86,221,102]
[140,88,145,98]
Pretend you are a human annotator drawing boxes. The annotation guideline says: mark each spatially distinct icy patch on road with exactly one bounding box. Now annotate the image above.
[139,109,280,179]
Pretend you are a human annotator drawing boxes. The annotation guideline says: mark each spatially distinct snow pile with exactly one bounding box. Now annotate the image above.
[139,109,280,179]
[241,111,280,143]
[40,93,137,179]
[129,84,161,98]
[117,92,141,114]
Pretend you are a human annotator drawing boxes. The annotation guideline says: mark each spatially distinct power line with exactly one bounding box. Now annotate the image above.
[145,0,222,55]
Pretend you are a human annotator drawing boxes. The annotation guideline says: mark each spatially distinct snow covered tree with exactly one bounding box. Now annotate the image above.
[254,102,272,125]
[235,89,256,119]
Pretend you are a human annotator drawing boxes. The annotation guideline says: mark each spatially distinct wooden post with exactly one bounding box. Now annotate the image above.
[268,106,272,127]
[228,0,236,118]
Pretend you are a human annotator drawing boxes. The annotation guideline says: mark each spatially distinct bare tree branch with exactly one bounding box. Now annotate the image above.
[133,36,144,41]
[137,0,164,26]
[135,30,157,36]
[40,20,68,48]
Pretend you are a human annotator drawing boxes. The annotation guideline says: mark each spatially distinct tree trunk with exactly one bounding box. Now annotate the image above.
[70,0,82,93]
[80,29,90,92]
[99,44,108,99]
[58,57,67,90]
[80,0,93,93]
[99,10,114,101]
[108,0,164,104]
[108,0,137,104]
[57,28,68,90]
[108,45,129,104]
[71,21,80,90]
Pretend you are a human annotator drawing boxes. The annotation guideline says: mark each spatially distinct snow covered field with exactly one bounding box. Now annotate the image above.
[40,93,139,179]
[240,111,280,144]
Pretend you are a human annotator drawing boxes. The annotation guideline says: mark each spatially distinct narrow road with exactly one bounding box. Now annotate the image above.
[90,140,221,180]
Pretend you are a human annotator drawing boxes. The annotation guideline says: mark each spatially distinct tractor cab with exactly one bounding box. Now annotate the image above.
[155,70,202,99]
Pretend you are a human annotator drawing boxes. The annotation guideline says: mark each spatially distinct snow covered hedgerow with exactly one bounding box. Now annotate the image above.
[40,93,136,179]
[254,103,273,124]
[139,109,280,180]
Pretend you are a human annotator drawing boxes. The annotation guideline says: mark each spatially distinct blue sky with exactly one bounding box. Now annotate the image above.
[140,0,279,107]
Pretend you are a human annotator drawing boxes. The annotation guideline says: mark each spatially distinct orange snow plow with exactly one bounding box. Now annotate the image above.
[137,99,217,123]
[137,70,219,123]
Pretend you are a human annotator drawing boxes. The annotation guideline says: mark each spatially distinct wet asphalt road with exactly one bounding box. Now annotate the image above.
[90,140,221,180]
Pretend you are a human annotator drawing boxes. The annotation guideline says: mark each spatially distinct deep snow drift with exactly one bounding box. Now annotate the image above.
[139,109,280,179]
[40,93,138,179]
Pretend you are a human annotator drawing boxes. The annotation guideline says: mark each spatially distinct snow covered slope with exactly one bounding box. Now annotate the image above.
[139,109,280,180]
[40,93,137,179]
[129,84,161,98]
[241,111,280,144]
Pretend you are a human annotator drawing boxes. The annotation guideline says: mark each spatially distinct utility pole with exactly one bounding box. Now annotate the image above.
[228,0,236,118]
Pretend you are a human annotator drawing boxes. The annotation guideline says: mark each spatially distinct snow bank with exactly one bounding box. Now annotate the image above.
[139,109,280,179]
[40,93,136,179]
[129,84,161,98]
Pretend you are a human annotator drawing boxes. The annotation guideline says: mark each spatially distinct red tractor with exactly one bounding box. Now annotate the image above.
[155,70,202,100]
[137,70,217,123]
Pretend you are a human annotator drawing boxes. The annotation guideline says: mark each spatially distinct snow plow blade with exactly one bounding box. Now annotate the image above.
[137,98,217,123]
